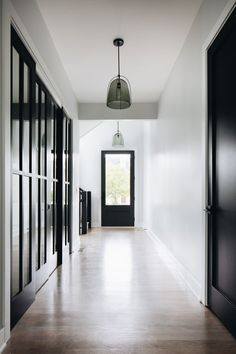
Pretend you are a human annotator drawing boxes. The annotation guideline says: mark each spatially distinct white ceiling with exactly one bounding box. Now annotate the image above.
[37,0,202,103]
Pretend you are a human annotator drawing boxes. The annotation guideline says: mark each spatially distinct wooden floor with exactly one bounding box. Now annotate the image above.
[3,228,236,354]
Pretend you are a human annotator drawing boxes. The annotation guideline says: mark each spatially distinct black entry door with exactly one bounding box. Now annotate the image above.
[208,7,236,337]
[101,151,134,226]
[11,27,36,328]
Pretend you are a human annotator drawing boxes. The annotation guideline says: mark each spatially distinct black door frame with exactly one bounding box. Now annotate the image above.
[207,5,236,337]
[101,150,135,227]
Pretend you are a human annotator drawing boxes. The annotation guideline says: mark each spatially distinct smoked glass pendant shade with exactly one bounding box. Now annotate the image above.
[107,38,131,110]
[112,131,124,147]
[107,77,131,109]
[112,121,124,147]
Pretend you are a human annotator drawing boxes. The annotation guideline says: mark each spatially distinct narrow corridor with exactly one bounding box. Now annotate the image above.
[4,229,236,354]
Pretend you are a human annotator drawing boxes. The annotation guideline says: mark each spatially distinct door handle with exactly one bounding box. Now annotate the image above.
[204,205,213,214]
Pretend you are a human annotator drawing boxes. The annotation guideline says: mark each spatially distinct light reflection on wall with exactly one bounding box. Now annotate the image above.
[103,239,133,294]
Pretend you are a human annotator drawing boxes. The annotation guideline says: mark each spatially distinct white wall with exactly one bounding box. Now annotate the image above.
[143,0,233,300]
[79,120,145,227]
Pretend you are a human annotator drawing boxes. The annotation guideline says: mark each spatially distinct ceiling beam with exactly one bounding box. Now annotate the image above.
[78,102,158,120]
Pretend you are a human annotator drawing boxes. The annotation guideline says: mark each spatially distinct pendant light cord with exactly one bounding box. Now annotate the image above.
[117,46,121,109]
[117,121,120,133]
[118,45,120,78]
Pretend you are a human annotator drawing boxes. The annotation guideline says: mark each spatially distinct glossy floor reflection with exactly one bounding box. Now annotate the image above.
[4,228,236,353]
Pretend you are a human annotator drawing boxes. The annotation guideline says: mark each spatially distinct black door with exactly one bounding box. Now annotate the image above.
[101,151,134,226]
[11,27,36,327]
[208,7,236,337]
[62,114,72,257]
[57,109,72,264]
[35,77,59,291]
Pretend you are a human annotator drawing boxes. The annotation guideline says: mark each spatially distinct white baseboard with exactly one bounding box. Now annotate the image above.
[145,228,201,301]
[0,328,6,353]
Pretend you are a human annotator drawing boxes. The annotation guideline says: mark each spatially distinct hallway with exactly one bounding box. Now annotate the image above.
[3,229,236,354]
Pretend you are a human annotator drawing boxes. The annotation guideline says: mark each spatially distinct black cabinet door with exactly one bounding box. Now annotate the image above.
[208,7,236,337]
[101,151,135,226]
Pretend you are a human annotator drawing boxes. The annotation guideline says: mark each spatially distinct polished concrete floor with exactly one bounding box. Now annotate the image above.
[3,228,236,354]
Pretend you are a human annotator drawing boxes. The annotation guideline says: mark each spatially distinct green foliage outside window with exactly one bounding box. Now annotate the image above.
[106,165,130,205]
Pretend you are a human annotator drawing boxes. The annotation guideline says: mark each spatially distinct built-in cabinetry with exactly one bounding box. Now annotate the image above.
[11,27,73,328]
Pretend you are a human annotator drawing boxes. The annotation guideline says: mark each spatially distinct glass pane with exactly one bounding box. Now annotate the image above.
[35,83,39,174]
[12,48,20,170]
[41,91,46,176]
[23,177,31,286]
[12,175,20,296]
[40,180,46,265]
[63,119,67,181]
[105,154,131,205]
[53,106,57,179]
[65,184,69,245]
[63,183,66,246]
[23,63,30,172]
[48,181,53,256]
[65,154,68,182]
[66,121,69,182]
[50,102,54,178]
[53,182,57,253]
[35,179,40,270]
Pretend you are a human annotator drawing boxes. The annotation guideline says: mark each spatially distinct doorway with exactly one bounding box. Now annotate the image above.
[101,151,135,226]
[207,6,236,337]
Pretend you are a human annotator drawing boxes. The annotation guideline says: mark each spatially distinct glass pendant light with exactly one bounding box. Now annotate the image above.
[112,121,124,147]
[107,38,131,109]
